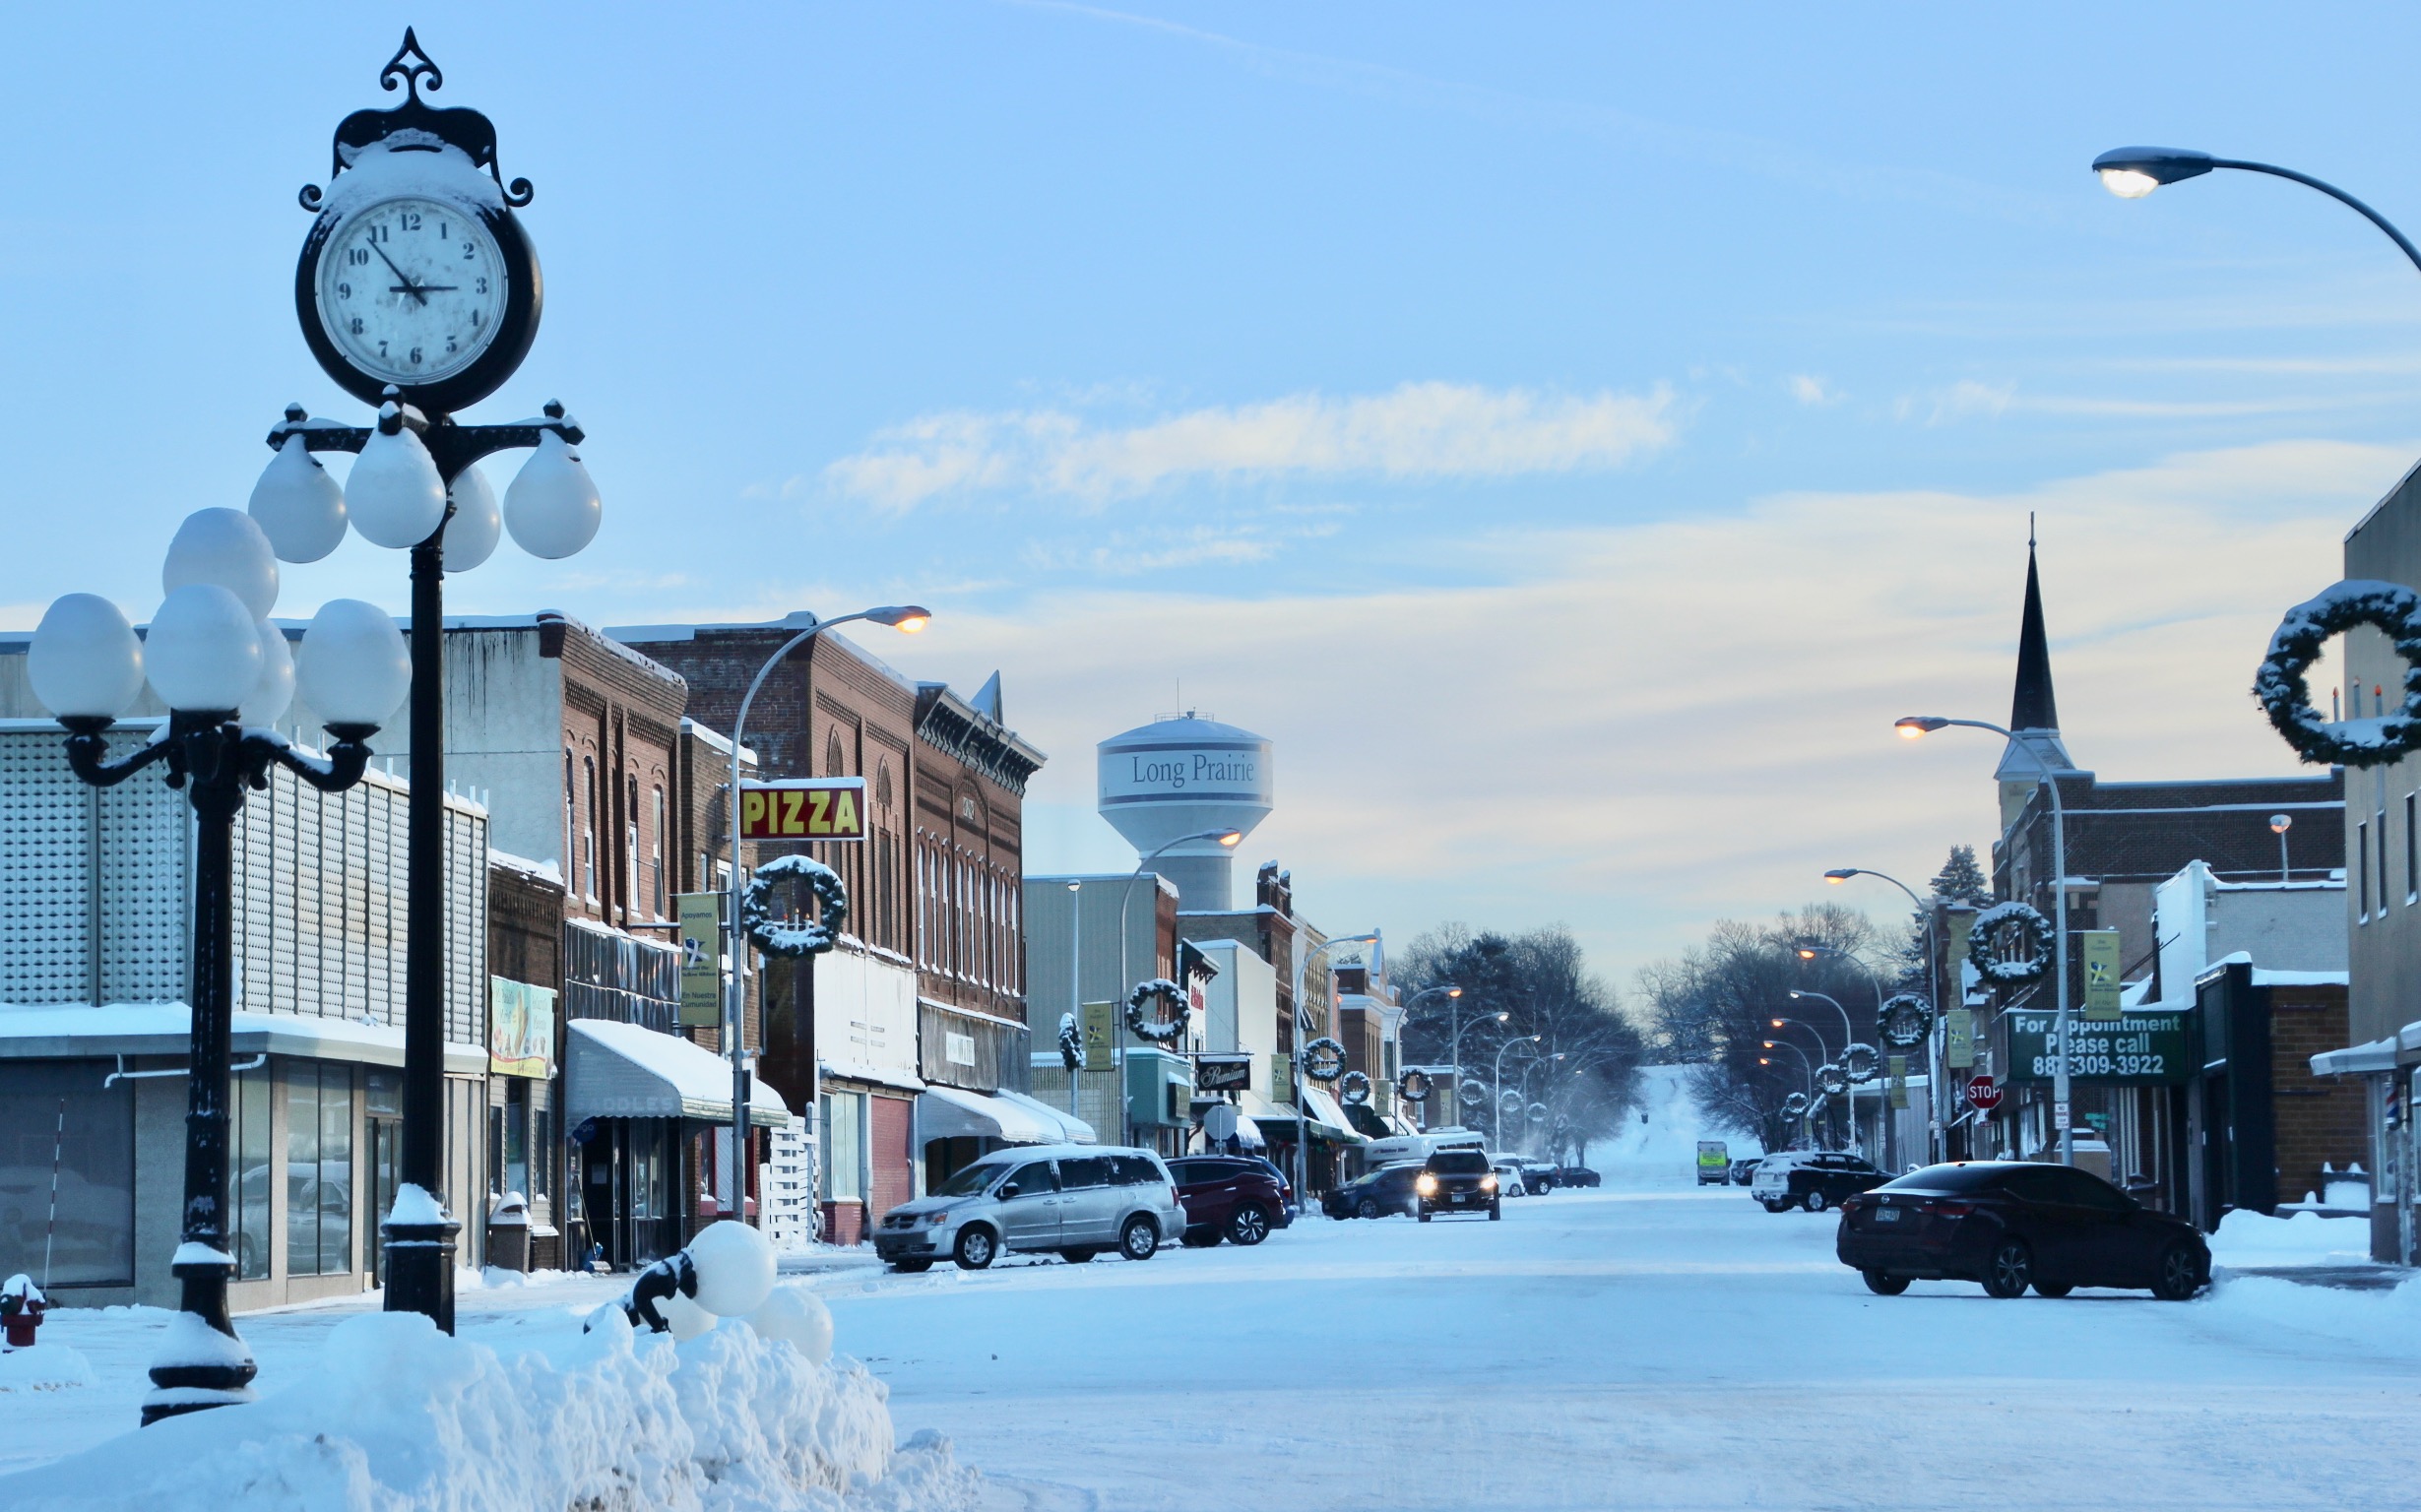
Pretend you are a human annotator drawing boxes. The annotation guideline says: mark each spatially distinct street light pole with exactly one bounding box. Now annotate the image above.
[1393,983,1461,1131]
[1786,989,1858,1149]
[1065,879,1083,1118]
[1492,1037,1543,1147]
[1115,829,1242,1150]
[2092,148,2421,277]
[1898,714,2074,1165]
[1797,945,1894,1169]
[1290,931,1379,1202]
[32,573,406,1424]
[1825,867,1943,1164]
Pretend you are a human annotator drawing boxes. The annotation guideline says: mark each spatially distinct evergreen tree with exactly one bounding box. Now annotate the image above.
[1895,846,1991,990]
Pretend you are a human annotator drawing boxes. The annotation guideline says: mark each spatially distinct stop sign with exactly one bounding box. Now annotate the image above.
[1966,1075,2003,1112]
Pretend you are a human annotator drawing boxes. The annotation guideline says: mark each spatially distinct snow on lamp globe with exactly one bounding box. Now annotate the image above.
[502,426,603,559]
[248,431,350,563]
[344,409,449,549]
[28,594,145,723]
[295,598,412,732]
[163,508,281,622]
[145,584,264,713]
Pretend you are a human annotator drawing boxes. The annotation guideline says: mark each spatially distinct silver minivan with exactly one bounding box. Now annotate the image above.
[874,1143,1188,1271]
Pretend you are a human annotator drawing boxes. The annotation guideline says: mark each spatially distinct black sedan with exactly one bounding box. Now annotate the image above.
[1836,1162,2209,1300]
[1554,1166,1601,1188]
[1323,1163,1425,1220]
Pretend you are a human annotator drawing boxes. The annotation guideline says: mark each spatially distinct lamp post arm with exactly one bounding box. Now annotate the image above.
[60,720,178,788]
[2206,158,2421,279]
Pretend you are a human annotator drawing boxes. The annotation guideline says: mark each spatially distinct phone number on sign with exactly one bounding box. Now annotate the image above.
[2033,1053,2165,1078]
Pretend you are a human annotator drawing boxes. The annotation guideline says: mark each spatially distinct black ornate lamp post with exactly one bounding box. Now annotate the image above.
[246,32,603,1331]
[31,567,410,1424]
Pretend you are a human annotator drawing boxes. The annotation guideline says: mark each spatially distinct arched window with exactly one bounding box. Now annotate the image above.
[626,776,640,914]
[582,757,599,903]
[652,786,668,917]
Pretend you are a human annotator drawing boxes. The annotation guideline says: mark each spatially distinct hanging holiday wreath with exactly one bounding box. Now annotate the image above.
[1057,1011,1082,1072]
[1458,1079,1489,1109]
[1527,1102,1551,1125]
[742,854,848,958]
[2256,578,2421,768]
[1123,978,1191,1044]
[1302,1036,1346,1083]
[1338,1070,1372,1106]
[1397,1069,1433,1103]
[1816,1061,1849,1097]
[1497,1089,1524,1116]
[1841,1042,1880,1082]
[1782,1091,1810,1118]
[1879,993,1932,1049]
[1969,900,2051,986]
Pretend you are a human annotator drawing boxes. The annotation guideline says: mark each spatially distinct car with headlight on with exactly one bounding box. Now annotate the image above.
[1416,1148,1501,1222]
[874,1145,1185,1271]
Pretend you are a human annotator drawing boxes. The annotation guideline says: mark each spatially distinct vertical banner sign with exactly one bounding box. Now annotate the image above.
[2081,929,2123,1021]
[1270,1054,1296,1104]
[1887,1054,1909,1109]
[1944,1007,1976,1070]
[739,779,869,842]
[1081,1001,1117,1072]
[676,893,723,1026]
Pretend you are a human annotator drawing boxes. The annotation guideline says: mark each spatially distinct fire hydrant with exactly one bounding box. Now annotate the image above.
[1,1273,46,1350]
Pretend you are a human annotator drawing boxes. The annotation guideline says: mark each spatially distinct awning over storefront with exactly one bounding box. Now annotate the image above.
[1245,1087,1356,1143]
[917,1084,1057,1145]
[0,1002,486,1073]
[566,1019,793,1128]
[995,1088,1098,1144]
[2312,1036,2399,1077]
[1302,1086,1366,1144]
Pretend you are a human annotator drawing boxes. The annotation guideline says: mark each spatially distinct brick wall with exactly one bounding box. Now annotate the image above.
[870,1094,915,1220]
[2269,989,2370,1203]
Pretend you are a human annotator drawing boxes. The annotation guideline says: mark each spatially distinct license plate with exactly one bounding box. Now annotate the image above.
[1876,1207,1900,1223]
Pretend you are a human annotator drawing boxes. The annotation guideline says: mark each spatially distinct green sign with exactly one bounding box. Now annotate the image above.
[2005,1007,2191,1087]
[2081,929,2123,1021]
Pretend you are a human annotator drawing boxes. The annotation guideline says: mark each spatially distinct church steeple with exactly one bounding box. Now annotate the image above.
[1997,523,2077,828]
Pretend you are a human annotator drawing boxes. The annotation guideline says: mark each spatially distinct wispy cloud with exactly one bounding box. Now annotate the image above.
[824,382,1677,510]
[1788,374,1842,407]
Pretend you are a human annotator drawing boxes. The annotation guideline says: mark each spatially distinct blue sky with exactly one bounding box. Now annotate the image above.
[8,5,2420,984]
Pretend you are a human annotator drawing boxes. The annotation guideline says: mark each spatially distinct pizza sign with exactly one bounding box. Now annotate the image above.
[740,779,867,842]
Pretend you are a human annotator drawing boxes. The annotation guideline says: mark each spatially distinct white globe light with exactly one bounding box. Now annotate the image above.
[295,598,412,731]
[146,585,264,714]
[660,1288,716,1342]
[248,434,349,564]
[29,594,145,721]
[504,429,603,560]
[163,509,279,622]
[684,1220,776,1317]
[345,420,448,549]
[441,465,501,574]
[744,1286,833,1363]
[240,620,295,726]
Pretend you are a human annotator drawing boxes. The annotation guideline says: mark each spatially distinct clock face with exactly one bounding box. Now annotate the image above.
[312,197,507,387]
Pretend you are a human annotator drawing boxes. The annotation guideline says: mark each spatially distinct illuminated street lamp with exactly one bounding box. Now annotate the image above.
[2091,147,2421,276]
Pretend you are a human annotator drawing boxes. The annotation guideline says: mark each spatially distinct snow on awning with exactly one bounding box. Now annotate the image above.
[2311,1037,2398,1077]
[1302,1086,1366,1143]
[994,1089,1097,1144]
[565,1019,793,1128]
[917,1085,1057,1145]
[0,1002,484,1073]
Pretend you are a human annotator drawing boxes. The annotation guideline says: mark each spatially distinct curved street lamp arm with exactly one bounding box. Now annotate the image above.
[2205,158,2421,279]
[61,719,177,788]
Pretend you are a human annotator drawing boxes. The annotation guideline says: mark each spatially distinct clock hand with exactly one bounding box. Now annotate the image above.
[366,241,428,305]
[389,284,461,295]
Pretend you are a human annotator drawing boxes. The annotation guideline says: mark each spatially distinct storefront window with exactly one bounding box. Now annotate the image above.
[820,1091,864,1201]
[230,1061,272,1280]
[0,1061,134,1287]
[503,1083,531,1201]
[287,1062,353,1277]
[532,1105,552,1205]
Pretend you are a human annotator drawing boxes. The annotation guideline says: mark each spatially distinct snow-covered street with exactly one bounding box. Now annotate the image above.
[9,1179,2415,1509]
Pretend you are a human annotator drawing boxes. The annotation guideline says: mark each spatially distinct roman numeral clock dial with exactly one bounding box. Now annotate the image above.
[314,198,505,386]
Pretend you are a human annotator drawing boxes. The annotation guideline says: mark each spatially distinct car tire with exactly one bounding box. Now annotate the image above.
[1357,1197,1381,1221]
[2033,1282,2072,1298]
[1119,1215,1160,1261]
[1060,1248,1098,1264]
[953,1226,996,1271]
[1489,1201,1501,1221]
[1804,1189,1828,1214]
[1982,1238,2033,1298]
[1227,1204,1272,1246]
[2151,1243,2204,1301]
[887,1259,932,1274]
[1760,1198,1786,1214]
[1418,1206,1433,1223]
[1862,1269,1910,1295]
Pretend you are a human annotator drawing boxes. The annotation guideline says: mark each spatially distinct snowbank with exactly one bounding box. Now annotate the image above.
[2209,1209,2377,1268]
[1,1304,978,1511]
[2203,1272,2421,1351]
[0,1344,95,1393]
[1591,1064,1760,1187]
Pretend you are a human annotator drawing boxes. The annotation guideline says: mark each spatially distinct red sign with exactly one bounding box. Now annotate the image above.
[739,779,867,843]
[1965,1075,2003,1112]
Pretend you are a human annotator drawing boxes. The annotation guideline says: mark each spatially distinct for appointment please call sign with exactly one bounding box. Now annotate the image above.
[740,779,867,842]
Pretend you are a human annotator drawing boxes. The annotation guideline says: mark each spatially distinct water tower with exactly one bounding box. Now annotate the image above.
[1098,712,1274,910]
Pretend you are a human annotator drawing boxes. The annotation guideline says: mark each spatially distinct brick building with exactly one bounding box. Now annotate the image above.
[617,617,1042,1243]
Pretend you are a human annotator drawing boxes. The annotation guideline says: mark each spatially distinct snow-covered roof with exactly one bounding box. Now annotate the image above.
[0,1002,483,1072]
[564,1019,792,1127]
[489,850,565,887]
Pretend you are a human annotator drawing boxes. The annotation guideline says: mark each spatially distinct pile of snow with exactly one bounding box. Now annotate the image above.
[2209,1209,2377,1269]
[0,1344,95,1394]
[3,1294,978,1511]
[1591,1065,1760,1188]
[2204,1272,2421,1351]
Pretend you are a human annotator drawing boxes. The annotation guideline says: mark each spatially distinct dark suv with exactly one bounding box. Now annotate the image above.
[1324,1163,1423,1219]
[1168,1155,1289,1246]
[1417,1149,1501,1222]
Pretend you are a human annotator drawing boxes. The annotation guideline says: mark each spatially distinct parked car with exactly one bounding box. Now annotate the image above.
[1168,1155,1290,1245]
[1730,1157,1761,1187]
[1751,1150,1885,1213]
[1491,1159,1529,1196]
[1519,1161,1561,1194]
[1554,1166,1600,1188]
[1244,1155,1301,1220]
[1417,1148,1501,1222]
[1837,1162,2210,1300]
[873,1145,1186,1272]
[1324,1162,1425,1220]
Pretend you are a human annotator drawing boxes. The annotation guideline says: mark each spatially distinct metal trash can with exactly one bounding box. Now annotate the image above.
[486,1192,531,1272]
